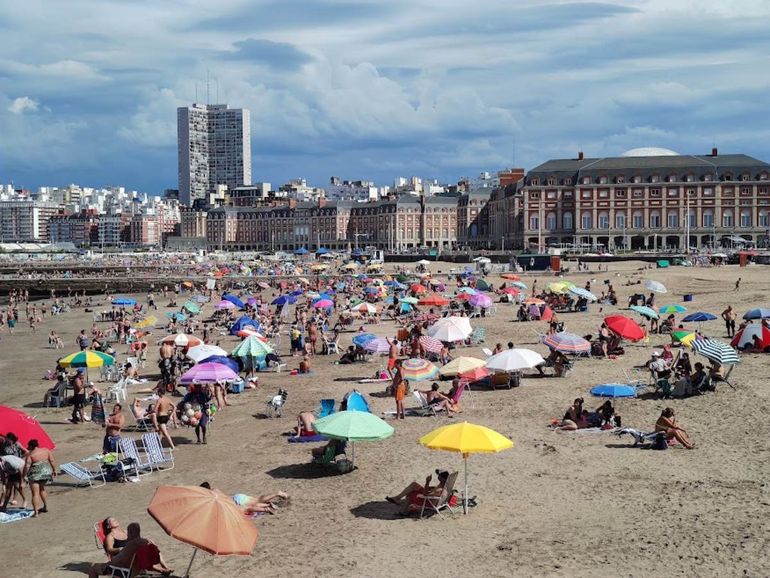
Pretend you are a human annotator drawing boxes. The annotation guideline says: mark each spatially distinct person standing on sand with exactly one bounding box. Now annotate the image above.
[394,377,408,420]
[735,277,741,292]
[386,337,400,377]
[152,389,175,450]
[103,403,124,454]
[721,306,737,337]
[70,369,87,424]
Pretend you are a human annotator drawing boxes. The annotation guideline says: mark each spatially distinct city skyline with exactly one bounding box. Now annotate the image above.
[2,1,770,194]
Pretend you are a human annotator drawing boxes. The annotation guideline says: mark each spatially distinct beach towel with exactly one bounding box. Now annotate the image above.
[288,435,327,443]
[0,509,34,523]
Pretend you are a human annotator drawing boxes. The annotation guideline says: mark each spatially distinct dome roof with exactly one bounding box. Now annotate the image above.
[621,147,679,157]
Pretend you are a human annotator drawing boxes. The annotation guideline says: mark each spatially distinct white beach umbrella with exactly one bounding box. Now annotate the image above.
[428,316,473,342]
[186,344,228,363]
[644,280,668,293]
[486,349,545,372]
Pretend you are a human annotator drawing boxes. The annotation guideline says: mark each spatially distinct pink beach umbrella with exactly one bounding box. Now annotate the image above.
[215,300,236,310]
[468,293,492,308]
[180,362,239,384]
[313,299,334,309]
[364,337,390,354]
[419,335,444,354]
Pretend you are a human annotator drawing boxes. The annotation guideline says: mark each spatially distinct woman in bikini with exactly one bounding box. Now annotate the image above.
[655,408,695,449]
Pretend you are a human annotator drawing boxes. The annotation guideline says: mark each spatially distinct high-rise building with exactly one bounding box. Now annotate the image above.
[177,103,251,206]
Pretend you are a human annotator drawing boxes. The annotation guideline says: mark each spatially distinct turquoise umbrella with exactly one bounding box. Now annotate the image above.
[630,305,659,320]
[312,410,394,468]
[182,300,201,314]
[659,304,687,314]
[231,336,274,371]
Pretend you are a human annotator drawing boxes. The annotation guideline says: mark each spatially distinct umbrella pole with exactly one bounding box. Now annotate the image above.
[351,441,355,468]
[184,547,198,578]
[463,455,468,515]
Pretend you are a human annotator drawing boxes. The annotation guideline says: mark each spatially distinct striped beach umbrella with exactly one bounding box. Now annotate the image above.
[418,335,444,354]
[643,280,667,293]
[364,337,390,354]
[568,286,597,301]
[692,339,740,365]
[231,335,274,359]
[659,304,687,314]
[542,332,591,354]
[59,350,115,368]
[731,325,770,350]
[399,358,439,381]
[161,334,202,348]
[743,308,770,320]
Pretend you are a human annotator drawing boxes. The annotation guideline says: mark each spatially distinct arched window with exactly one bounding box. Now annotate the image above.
[632,211,643,229]
[598,211,609,229]
[667,211,678,228]
[740,210,751,228]
[546,212,557,230]
[722,210,733,227]
[650,211,661,228]
[563,212,573,230]
[581,212,592,229]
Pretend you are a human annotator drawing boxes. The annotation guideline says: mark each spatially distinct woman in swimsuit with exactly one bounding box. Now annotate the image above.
[23,439,56,517]
[101,517,129,558]
[655,408,695,449]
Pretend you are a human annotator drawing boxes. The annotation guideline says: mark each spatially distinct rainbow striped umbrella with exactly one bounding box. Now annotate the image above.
[400,358,439,381]
[542,332,590,354]
[59,350,115,368]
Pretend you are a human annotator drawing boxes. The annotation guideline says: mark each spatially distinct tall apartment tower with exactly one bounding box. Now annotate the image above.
[177,103,251,206]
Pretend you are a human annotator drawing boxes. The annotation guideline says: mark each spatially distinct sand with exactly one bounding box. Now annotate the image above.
[1,260,769,578]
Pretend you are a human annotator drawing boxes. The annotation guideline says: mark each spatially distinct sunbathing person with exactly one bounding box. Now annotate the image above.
[199,482,288,515]
[88,522,172,577]
[386,469,451,514]
[420,383,457,413]
[295,411,317,437]
[655,408,695,449]
[558,398,589,430]
[99,517,129,558]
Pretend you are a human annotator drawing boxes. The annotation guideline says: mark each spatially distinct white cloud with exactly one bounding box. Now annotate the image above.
[8,96,39,115]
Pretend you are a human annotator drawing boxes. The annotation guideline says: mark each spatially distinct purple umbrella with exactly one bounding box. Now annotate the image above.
[180,362,239,384]
[313,299,334,309]
[364,337,390,354]
[247,297,258,306]
[215,300,236,310]
[468,293,492,308]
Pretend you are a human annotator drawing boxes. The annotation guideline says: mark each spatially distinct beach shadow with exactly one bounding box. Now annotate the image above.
[368,391,391,399]
[333,376,371,382]
[170,436,195,445]
[265,463,342,479]
[350,500,400,520]
[58,561,92,574]
[23,401,47,409]
[252,412,271,419]
[604,442,642,449]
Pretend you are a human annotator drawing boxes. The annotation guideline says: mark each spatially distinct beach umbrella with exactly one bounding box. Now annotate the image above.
[148,485,258,577]
[182,301,201,315]
[568,286,597,301]
[630,305,659,320]
[643,280,667,293]
[671,330,696,345]
[161,334,202,348]
[523,297,544,305]
[342,262,359,270]
[222,294,245,309]
[428,317,473,342]
[439,356,486,377]
[416,259,431,266]
[743,308,770,320]
[511,281,528,290]
[400,358,439,381]
[0,406,55,449]
[419,293,449,307]
[231,335,274,360]
[271,295,297,306]
[547,281,574,294]
[420,422,513,513]
[294,247,309,255]
[410,284,428,294]
[316,247,330,255]
[352,333,377,347]
[458,367,490,382]
[458,287,478,295]
[731,325,770,350]
[215,300,236,310]
[59,350,115,368]
[192,295,209,303]
[166,312,188,322]
[659,304,687,314]
[503,287,520,296]
[186,344,228,363]
[501,273,521,281]
[400,296,419,305]
[468,294,492,309]
[311,264,328,272]
[135,315,158,329]
[257,281,270,290]
[198,355,240,373]
[590,384,636,398]
[312,410,394,468]
[351,303,377,314]
[313,299,334,309]
[682,312,717,323]
[236,328,268,341]
[364,337,390,354]
[418,335,444,355]
[297,277,310,285]
[399,303,414,314]
[111,297,136,306]
[542,332,591,354]
[229,315,260,336]
[486,349,545,372]
[475,279,491,291]
[604,315,645,342]
[181,281,194,289]
[692,339,740,365]
[180,362,239,384]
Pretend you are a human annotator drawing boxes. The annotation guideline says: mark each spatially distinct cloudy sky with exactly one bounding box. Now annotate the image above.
[2,0,770,193]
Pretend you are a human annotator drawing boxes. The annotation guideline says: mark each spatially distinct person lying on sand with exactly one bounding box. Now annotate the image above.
[386,469,451,514]
[200,482,289,515]
[655,408,695,449]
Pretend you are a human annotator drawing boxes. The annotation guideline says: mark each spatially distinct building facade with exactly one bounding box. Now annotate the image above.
[520,149,770,251]
[177,103,252,206]
[0,200,62,242]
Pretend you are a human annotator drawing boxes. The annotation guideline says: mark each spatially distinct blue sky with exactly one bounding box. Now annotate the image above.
[2,0,770,194]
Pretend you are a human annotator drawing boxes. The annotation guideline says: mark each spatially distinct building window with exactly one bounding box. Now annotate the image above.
[530,178,540,186]
[650,212,661,228]
[667,212,678,228]
[668,175,677,183]
[722,211,733,227]
[530,191,539,199]
[633,175,642,183]
[581,212,592,229]
[741,186,752,194]
[633,212,643,229]
[616,213,626,229]
[563,190,573,198]
[740,211,751,227]
[650,188,661,197]
[704,188,714,196]
[547,178,556,186]
[599,176,608,184]
[759,186,769,194]
[688,212,696,228]
[741,174,750,181]
[703,211,714,227]
[651,175,659,183]
[530,215,539,230]
[668,189,678,197]
[546,213,557,230]
[598,212,609,229]
[599,190,609,198]
[564,178,572,185]
[616,176,625,184]
[563,212,573,229]
[615,189,626,197]
[759,212,769,227]
[546,191,556,199]
[633,189,643,198]
[704,173,712,182]
[581,190,591,199]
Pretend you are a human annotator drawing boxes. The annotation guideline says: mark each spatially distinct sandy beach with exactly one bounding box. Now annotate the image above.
[1,260,769,578]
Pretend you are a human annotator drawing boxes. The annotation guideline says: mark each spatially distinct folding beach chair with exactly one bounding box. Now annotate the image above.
[141,432,174,471]
[60,462,107,488]
[411,391,439,417]
[118,437,152,476]
[108,542,162,578]
[311,440,347,465]
[418,471,459,519]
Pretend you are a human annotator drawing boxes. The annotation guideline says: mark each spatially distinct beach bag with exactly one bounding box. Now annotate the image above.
[653,433,668,450]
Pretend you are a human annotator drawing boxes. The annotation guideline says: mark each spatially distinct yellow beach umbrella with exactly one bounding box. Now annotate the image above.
[438,357,486,377]
[680,332,698,347]
[297,277,310,285]
[547,281,574,294]
[135,315,158,329]
[419,422,514,513]
[342,262,359,270]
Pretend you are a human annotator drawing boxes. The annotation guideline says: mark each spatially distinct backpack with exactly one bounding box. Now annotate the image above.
[653,433,668,450]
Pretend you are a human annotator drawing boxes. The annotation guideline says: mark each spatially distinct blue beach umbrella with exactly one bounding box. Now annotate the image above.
[317,247,330,254]
[743,308,770,320]
[166,312,187,322]
[295,247,309,255]
[682,312,717,323]
[590,384,636,398]
[112,297,136,306]
[222,294,245,309]
[272,295,297,306]
[229,315,260,335]
[352,333,377,347]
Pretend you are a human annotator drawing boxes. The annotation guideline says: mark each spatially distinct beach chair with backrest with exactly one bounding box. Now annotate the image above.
[318,399,336,418]
[411,391,438,417]
[60,462,107,488]
[108,542,162,578]
[141,432,174,471]
[117,437,152,476]
[418,471,459,519]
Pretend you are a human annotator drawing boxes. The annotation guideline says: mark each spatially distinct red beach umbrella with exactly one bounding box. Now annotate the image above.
[604,314,645,342]
[0,406,55,449]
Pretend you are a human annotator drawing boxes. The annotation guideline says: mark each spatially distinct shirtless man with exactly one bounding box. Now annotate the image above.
[158,341,175,383]
[721,305,737,337]
[386,337,400,377]
[103,404,125,454]
[70,369,87,424]
[152,389,175,449]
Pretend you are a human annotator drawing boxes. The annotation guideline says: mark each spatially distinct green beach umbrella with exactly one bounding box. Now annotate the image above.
[59,350,115,368]
[182,300,201,314]
[659,304,687,314]
[231,335,273,358]
[400,296,419,305]
[312,411,394,468]
[630,305,659,320]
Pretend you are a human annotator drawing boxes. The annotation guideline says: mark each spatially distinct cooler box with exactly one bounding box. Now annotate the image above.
[228,381,245,394]
[683,294,693,302]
